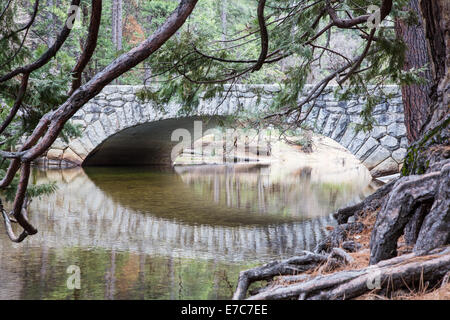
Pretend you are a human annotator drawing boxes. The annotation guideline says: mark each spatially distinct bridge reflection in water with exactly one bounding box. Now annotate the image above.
[0,161,375,299]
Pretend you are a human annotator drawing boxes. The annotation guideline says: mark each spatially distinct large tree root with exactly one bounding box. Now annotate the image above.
[370,161,450,264]
[242,246,450,300]
[414,162,450,253]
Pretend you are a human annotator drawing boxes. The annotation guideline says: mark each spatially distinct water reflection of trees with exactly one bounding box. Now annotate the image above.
[175,163,375,219]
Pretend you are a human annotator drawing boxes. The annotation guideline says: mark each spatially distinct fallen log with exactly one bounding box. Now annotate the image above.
[244,246,450,300]
[232,251,328,300]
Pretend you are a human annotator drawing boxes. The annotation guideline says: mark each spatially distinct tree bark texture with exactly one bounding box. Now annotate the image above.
[395,0,433,143]
[370,161,449,264]
[112,0,123,50]
[221,0,227,42]
[418,0,449,134]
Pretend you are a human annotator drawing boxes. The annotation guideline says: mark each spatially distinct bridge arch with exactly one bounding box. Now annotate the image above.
[37,85,408,177]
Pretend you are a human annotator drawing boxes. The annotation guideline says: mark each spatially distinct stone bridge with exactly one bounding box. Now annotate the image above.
[38,85,408,177]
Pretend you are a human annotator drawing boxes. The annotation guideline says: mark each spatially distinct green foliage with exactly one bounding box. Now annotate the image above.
[0,0,77,201]
[60,121,83,143]
[134,0,425,137]
[0,162,58,202]
[4,0,422,131]
[0,0,432,201]
[26,181,58,198]
[0,0,31,74]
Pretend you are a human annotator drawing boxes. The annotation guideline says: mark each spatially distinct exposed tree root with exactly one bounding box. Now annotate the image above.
[240,246,450,300]
[233,159,449,300]
[414,162,450,253]
[370,161,450,264]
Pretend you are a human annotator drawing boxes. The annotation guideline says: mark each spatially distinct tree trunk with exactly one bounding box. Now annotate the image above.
[395,0,433,143]
[221,0,227,42]
[417,0,449,134]
[233,251,329,300]
[402,0,450,176]
[116,0,123,51]
[369,0,449,265]
[111,0,116,47]
[111,0,122,51]
[233,0,450,300]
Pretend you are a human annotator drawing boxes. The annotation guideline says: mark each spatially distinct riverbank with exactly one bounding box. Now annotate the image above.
[319,208,449,300]
[232,204,450,300]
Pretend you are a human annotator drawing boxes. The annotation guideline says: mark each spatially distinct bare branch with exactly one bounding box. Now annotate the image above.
[337,28,375,85]
[192,47,285,64]
[1,198,29,243]
[0,72,29,135]
[0,0,13,21]
[11,162,37,235]
[252,0,268,72]
[0,112,52,188]
[0,0,80,83]
[1,1,39,41]
[176,64,253,84]
[69,0,102,95]
[18,0,199,163]
[310,43,352,64]
[0,0,39,68]
[326,0,392,29]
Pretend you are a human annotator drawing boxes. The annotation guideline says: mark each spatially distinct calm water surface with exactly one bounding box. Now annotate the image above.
[0,161,375,299]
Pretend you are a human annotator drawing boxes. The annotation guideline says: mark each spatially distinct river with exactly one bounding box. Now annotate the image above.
[0,153,375,299]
